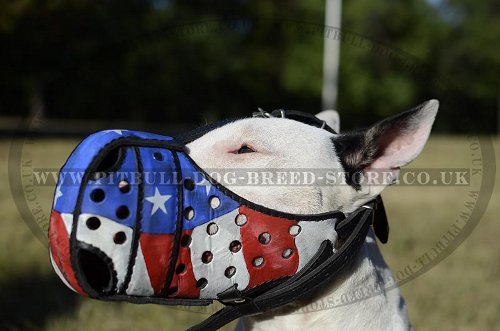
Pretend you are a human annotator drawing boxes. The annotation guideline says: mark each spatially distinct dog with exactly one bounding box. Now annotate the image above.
[49,100,437,331]
[184,100,439,330]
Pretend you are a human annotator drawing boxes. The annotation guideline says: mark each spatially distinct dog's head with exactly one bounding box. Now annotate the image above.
[48,99,437,307]
[187,100,438,214]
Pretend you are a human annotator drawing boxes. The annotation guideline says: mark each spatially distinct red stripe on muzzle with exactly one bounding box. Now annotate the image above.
[49,210,86,296]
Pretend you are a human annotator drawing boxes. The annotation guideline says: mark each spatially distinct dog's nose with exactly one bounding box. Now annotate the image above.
[77,246,115,295]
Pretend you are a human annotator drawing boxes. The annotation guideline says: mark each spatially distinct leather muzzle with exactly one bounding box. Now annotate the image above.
[49,129,345,302]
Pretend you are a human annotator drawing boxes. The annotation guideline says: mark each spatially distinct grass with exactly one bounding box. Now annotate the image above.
[0,136,499,331]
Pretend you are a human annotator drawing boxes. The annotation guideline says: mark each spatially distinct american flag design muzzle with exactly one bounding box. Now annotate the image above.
[48,129,344,303]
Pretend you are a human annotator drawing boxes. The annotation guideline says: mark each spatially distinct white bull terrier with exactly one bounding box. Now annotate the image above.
[185,100,439,331]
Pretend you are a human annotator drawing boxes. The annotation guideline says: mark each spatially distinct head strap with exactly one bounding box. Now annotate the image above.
[253,108,337,134]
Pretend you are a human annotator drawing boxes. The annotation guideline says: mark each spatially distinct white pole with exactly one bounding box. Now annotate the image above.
[322,0,342,110]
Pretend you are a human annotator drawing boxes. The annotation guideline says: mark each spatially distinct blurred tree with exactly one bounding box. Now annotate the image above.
[340,0,438,130]
[339,0,499,132]
[437,0,500,132]
[0,0,498,132]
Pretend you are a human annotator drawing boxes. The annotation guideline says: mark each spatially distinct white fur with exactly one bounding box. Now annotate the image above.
[185,100,438,331]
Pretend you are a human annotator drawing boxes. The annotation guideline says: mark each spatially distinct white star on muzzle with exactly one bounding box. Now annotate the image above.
[54,184,63,205]
[145,187,171,215]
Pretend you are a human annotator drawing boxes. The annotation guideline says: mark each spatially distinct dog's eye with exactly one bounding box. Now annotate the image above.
[236,145,255,154]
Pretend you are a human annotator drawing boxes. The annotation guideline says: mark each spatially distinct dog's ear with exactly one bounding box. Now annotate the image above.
[333,100,438,189]
[316,110,340,133]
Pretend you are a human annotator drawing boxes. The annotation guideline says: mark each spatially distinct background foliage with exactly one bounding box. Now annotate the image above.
[1,0,499,132]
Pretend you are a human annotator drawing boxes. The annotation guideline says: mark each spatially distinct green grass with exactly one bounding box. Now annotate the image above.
[0,136,499,331]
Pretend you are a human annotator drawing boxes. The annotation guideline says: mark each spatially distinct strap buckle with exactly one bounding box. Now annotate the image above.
[252,108,274,118]
[252,108,286,119]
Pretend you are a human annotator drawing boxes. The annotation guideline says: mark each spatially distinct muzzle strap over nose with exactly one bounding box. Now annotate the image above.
[48,129,387,331]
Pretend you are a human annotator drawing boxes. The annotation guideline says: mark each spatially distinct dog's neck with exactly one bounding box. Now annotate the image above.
[235,230,412,331]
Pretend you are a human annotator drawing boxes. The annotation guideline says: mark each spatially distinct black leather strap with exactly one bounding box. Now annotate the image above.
[186,199,378,331]
[269,109,338,134]
[372,195,389,243]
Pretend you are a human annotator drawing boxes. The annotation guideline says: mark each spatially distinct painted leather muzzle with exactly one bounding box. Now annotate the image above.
[49,129,344,302]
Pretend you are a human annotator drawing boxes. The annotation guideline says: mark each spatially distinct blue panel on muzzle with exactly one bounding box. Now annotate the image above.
[79,147,140,229]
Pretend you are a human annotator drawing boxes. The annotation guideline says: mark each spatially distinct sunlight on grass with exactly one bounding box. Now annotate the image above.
[0,136,498,331]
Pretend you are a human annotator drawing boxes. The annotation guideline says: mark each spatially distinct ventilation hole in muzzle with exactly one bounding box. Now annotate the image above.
[153,151,164,161]
[93,147,123,177]
[113,231,127,245]
[252,257,264,268]
[289,225,301,236]
[206,222,218,235]
[116,206,130,219]
[224,266,236,278]
[201,251,213,264]
[86,217,101,230]
[258,232,271,245]
[78,248,114,295]
[282,248,293,259]
[180,234,192,247]
[90,189,105,203]
[209,196,220,209]
[166,286,178,296]
[235,214,247,226]
[196,278,208,289]
[119,180,131,193]
[184,178,195,191]
[184,207,195,220]
[229,240,242,253]
[176,264,186,274]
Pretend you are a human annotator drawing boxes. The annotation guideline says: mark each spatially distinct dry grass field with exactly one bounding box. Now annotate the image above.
[0,136,499,331]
